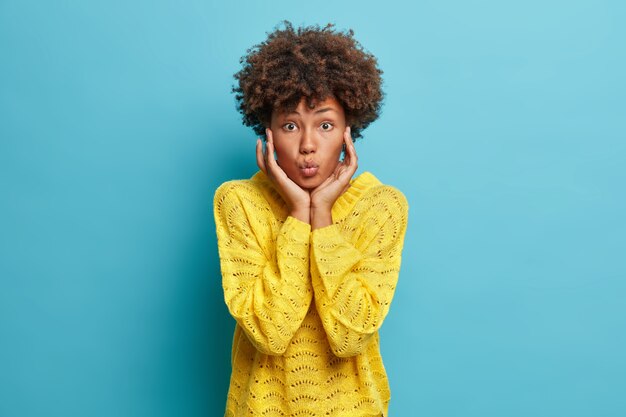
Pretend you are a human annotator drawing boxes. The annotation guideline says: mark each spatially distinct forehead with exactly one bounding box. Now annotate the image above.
[275,96,344,117]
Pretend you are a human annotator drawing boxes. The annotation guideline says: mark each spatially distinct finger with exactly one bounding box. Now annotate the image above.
[263,129,273,163]
[265,130,285,181]
[265,130,275,167]
[345,126,355,154]
[256,138,266,174]
[337,133,357,179]
[263,136,277,182]
[266,131,280,168]
[342,128,352,165]
[345,129,358,169]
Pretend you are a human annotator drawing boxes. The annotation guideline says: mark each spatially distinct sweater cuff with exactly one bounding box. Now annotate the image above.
[283,215,311,243]
[310,222,341,242]
[310,223,363,266]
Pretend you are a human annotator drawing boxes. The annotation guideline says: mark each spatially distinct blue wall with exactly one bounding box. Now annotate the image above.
[1,1,625,416]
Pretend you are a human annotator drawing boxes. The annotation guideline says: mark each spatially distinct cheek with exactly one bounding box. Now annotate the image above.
[274,147,293,165]
[332,141,344,158]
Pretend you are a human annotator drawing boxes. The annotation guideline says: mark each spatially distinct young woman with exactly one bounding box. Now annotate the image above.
[214,21,409,417]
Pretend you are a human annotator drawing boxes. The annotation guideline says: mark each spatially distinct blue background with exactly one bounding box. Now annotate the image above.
[1,1,625,416]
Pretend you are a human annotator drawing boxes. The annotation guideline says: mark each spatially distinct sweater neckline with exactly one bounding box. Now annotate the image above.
[250,170,381,221]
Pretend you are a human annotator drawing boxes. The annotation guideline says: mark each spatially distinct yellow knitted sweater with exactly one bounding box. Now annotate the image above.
[213,169,409,417]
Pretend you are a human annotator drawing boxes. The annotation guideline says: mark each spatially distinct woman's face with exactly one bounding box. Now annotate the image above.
[269,96,347,191]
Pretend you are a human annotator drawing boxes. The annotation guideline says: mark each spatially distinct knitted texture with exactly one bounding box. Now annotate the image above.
[213,170,409,417]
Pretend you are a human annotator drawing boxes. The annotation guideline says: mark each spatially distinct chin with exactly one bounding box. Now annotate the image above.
[294,175,324,190]
[296,179,320,191]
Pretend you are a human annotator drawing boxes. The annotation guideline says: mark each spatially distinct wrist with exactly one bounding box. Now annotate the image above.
[310,206,333,230]
[289,209,310,224]
[310,202,332,211]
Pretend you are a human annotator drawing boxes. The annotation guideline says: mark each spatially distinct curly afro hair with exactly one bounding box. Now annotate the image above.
[231,20,385,141]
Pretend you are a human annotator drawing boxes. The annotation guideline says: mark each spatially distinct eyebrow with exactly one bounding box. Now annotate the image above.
[285,107,337,116]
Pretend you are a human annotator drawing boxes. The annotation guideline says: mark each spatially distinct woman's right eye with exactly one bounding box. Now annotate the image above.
[283,123,297,131]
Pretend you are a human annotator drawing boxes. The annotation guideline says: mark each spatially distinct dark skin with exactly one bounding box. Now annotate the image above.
[255,98,358,230]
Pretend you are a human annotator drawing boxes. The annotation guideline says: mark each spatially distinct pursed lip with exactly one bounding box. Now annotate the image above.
[299,161,319,168]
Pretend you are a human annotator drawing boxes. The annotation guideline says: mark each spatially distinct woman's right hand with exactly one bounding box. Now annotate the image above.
[256,128,311,221]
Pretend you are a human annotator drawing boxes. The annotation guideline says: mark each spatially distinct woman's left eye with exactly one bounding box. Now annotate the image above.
[320,122,333,131]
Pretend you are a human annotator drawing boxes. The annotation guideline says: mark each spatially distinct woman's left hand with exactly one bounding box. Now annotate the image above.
[310,126,358,210]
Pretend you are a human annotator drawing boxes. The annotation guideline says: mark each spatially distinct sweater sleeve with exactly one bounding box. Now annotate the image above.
[310,187,409,357]
[213,182,313,356]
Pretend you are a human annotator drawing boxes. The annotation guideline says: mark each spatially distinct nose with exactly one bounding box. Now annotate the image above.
[299,128,316,154]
